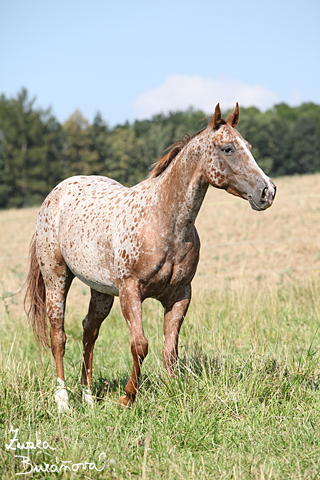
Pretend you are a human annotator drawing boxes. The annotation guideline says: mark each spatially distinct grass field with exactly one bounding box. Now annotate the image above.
[1,174,320,479]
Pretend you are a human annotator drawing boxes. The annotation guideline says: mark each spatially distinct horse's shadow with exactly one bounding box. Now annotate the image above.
[89,348,222,403]
[90,372,162,402]
[91,374,129,401]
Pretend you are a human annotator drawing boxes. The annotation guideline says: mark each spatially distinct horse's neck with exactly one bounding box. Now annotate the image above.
[153,145,208,237]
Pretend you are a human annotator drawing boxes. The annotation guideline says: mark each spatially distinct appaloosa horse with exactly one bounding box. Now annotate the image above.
[24,104,276,411]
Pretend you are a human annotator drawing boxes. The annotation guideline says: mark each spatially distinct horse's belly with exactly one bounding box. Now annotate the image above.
[73,270,119,296]
[62,249,119,296]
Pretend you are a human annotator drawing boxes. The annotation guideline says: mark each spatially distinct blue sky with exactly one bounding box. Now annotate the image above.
[1,0,319,126]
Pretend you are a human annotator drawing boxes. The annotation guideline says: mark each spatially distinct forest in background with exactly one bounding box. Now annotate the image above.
[0,88,320,209]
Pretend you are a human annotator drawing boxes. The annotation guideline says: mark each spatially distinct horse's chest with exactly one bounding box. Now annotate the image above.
[140,245,198,299]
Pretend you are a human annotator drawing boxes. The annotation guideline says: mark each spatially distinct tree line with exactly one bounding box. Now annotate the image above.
[1,88,320,209]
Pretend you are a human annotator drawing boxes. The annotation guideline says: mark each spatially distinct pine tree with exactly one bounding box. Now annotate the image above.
[62,110,99,178]
[0,88,63,208]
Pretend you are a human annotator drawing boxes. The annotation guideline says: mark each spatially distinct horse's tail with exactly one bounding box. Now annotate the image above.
[24,236,50,350]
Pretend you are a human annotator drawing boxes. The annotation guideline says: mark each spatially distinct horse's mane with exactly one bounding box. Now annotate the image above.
[149,127,207,179]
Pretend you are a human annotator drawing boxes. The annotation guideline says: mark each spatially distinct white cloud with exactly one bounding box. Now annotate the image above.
[133,74,279,119]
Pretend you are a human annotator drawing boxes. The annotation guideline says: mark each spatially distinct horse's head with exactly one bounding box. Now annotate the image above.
[200,103,276,211]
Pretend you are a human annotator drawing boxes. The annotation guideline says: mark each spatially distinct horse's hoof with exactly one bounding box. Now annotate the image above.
[118,394,135,408]
[57,401,70,412]
[82,388,94,407]
[55,388,69,412]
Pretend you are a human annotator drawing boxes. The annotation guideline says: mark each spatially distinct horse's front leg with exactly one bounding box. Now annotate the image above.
[162,283,191,376]
[118,279,148,407]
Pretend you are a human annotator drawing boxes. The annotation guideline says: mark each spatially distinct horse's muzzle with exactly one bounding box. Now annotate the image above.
[248,180,276,211]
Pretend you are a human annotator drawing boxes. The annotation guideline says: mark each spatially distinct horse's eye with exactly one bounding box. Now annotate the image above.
[223,147,233,154]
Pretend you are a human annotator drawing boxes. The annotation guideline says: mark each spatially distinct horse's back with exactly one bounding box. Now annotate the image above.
[38,175,124,223]
[35,175,127,294]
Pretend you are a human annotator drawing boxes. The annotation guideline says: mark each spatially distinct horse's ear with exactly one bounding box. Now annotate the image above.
[226,102,240,127]
[209,103,221,129]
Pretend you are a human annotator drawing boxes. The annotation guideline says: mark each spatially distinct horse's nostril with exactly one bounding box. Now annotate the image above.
[261,186,268,200]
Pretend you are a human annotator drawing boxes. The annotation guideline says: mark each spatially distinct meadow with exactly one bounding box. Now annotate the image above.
[1,174,320,479]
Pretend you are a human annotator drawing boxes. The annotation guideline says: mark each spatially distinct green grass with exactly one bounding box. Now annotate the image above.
[1,279,320,479]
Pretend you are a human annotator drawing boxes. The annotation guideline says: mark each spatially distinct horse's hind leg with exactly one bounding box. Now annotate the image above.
[81,289,114,405]
[162,284,191,376]
[44,269,74,412]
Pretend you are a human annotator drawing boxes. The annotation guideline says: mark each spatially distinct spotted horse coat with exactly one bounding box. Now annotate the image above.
[24,104,276,411]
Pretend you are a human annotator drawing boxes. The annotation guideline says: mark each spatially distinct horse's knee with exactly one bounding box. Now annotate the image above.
[131,336,148,362]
